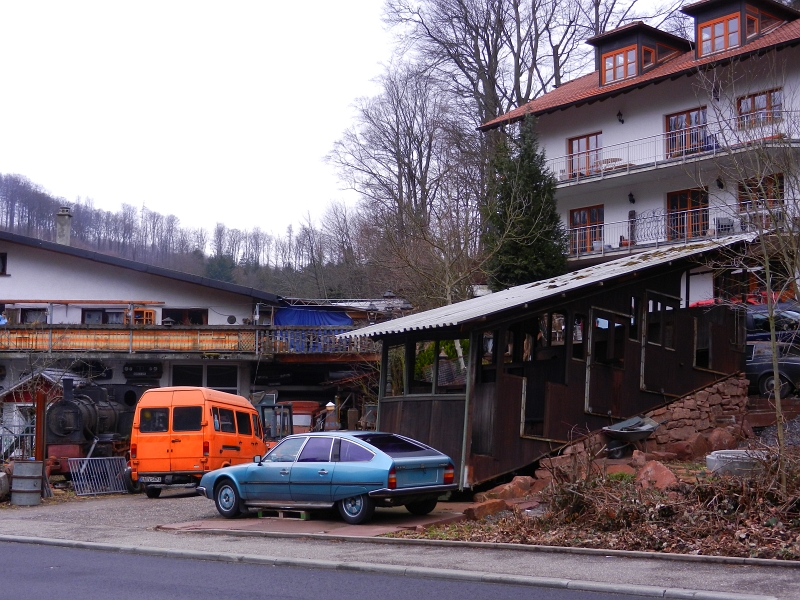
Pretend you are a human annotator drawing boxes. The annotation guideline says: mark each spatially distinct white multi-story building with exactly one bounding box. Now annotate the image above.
[482,0,800,280]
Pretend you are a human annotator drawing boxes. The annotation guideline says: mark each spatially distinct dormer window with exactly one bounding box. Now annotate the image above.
[699,14,740,56]
[642,46,655,68]
[602,45,637,84]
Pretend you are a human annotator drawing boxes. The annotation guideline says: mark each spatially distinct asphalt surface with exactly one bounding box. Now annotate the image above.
[1,541,633,600]
[0,490,798,600]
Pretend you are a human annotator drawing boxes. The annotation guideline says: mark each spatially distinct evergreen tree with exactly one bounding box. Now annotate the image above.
[205,254,236,283]
[485,117,567,290]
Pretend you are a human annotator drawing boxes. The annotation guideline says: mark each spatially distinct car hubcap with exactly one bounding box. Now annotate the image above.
[343,496,363,516]
[218,485,235,511]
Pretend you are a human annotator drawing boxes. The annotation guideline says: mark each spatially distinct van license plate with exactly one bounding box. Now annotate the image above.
[139,476,162,483]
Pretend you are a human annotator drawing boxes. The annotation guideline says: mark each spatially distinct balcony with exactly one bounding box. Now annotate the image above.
[548,111,800,186]
[0,325,377,357]
[569,203,790,259]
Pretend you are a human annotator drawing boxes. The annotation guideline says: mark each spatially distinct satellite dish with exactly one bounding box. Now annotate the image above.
[227,315,236,324]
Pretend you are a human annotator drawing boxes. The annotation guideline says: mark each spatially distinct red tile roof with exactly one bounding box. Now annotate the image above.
[480,18,800,131]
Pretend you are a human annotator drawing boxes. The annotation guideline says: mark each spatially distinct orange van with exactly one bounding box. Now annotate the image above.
[128,387,266,498]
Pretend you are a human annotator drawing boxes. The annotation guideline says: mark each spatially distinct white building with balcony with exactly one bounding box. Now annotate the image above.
[481,0,800,282]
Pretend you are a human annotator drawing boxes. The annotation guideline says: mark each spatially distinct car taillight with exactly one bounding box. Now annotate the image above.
[388,466,396,489]
[444,463,454,484]
[130,444,137,459]
[203,441,209,456]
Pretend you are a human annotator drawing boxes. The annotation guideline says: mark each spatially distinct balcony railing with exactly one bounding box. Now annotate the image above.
[569,204,791,257]
[0,325,377,356]
[548,111,800,184]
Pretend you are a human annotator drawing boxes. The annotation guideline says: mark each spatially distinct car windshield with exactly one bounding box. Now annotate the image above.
[353,433,442,458]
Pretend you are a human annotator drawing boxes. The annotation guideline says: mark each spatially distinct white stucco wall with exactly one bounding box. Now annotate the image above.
[0,241,261,325]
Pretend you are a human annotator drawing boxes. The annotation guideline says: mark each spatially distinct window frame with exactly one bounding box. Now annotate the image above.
[665,107,708,157]
[0,252,7,275]
[737,88,783,129]
[698,13,740,57]
[642,46,655,69]
[569,204,604,255]
[666,188,709,241]
[601,44,637,85]
[567,131,602,178]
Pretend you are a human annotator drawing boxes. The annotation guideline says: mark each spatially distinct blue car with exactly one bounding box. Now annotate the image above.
[197,431,457,524]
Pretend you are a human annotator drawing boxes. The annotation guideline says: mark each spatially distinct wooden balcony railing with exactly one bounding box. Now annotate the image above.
[0,325,376,356]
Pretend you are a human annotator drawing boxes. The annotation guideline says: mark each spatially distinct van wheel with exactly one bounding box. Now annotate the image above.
[405,499,438,516]
[215,480,244,518]
[337,494,375,524]
[144,486,161,499]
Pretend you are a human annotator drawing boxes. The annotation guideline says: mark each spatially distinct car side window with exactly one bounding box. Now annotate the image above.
[265,437,306,462]
[297,437,333,462]
[339,439,374,462]
[745,344,755,361]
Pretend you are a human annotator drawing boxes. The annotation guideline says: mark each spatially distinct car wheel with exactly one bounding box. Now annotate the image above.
[405,498,438,516]
[759,374,793,398]
[214,480,244,519]
[144,485,161,499]
[337,494,375,524]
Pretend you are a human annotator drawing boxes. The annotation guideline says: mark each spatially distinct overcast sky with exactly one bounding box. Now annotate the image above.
[0,1,393,235]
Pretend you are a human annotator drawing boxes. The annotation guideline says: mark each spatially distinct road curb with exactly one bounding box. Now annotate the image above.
[167,526,800,569]
[0,534,779,600]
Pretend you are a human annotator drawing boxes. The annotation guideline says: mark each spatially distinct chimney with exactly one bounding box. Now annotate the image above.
[56,206,73,246]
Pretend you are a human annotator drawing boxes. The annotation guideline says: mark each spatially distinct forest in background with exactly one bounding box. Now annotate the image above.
[9,0,797,308]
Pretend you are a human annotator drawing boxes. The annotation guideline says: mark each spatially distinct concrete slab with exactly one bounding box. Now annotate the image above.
[159,502,472,537]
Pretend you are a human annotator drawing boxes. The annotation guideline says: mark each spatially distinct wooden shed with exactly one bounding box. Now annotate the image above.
[340,235,752,488]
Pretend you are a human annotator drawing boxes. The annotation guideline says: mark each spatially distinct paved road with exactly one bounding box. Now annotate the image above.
[1,541,632,600]
[0,491,797,599]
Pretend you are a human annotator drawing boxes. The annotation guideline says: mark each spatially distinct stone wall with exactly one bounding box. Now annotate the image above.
[558,375,751,463]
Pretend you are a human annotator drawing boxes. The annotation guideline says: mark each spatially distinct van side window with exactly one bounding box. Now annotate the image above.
[212,407,236,433]
[252,414,263,438]
[236,411,252,435]
[173,406,202,431]
[140,408,169,433]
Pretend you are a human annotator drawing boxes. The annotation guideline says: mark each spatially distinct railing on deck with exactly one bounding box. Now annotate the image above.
[569,203,793,257]
[547,111,800,184]
[0,326,376,355]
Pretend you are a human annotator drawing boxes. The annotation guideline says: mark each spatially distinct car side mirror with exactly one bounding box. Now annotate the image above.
[253,455,263,465]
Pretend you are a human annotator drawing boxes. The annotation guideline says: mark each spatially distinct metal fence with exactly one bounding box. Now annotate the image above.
[1,404,36,462]
[67,457,129,496]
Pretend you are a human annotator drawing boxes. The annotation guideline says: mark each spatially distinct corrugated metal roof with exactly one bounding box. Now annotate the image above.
[0,369,91,401]
[340,234,754,339]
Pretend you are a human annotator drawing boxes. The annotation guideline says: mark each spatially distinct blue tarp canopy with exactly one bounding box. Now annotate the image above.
[273,307,352,327]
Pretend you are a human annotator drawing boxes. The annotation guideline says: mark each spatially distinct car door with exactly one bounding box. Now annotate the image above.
[169,389,204,473]
[243,436,306,501]
[289,436,334,502]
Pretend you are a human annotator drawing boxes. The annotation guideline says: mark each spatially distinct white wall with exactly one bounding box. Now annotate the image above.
[0,242,259,325]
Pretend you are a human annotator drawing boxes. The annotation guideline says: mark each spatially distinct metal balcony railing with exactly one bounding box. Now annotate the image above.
[0,325,377,356]
[569,203,792,257]
[548,111,800,184]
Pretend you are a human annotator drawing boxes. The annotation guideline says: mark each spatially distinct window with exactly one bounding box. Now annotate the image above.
[656,43,680,62]
[172,364,238,394]
[667,188,709,240]
[568,132,602,177]
[235,411,252,435]
[629,297,640,341]
[572,315,585,360]
[695,318,711,368]
[82,309,125,325]
[172,406,202,431]
[212,407,236,433]
[570,205,604,254]
[664,305,676,349]
[139,407,169,432]
[648,300,662,345]
[699,14,739,56]
[0,253,6,275]
[21,309,47,324]
[746,14,758,37]
[739,174,784,211]
[354,433,436,457]
[252,414,263,439]
[593,314,626,367]
[602,45,637,84]
[265,437,306,462]
[339,439,374,462]
[297,437,333,462]
[642,46,655,68]
[738,89,782,128]
[665,108,708,157]
[161,308,208,325]
[551,313,566,346]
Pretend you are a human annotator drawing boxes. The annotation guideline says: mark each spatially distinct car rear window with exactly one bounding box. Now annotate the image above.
[172,406,202,431]
[353,433,441,458]
[139,408,169,433]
